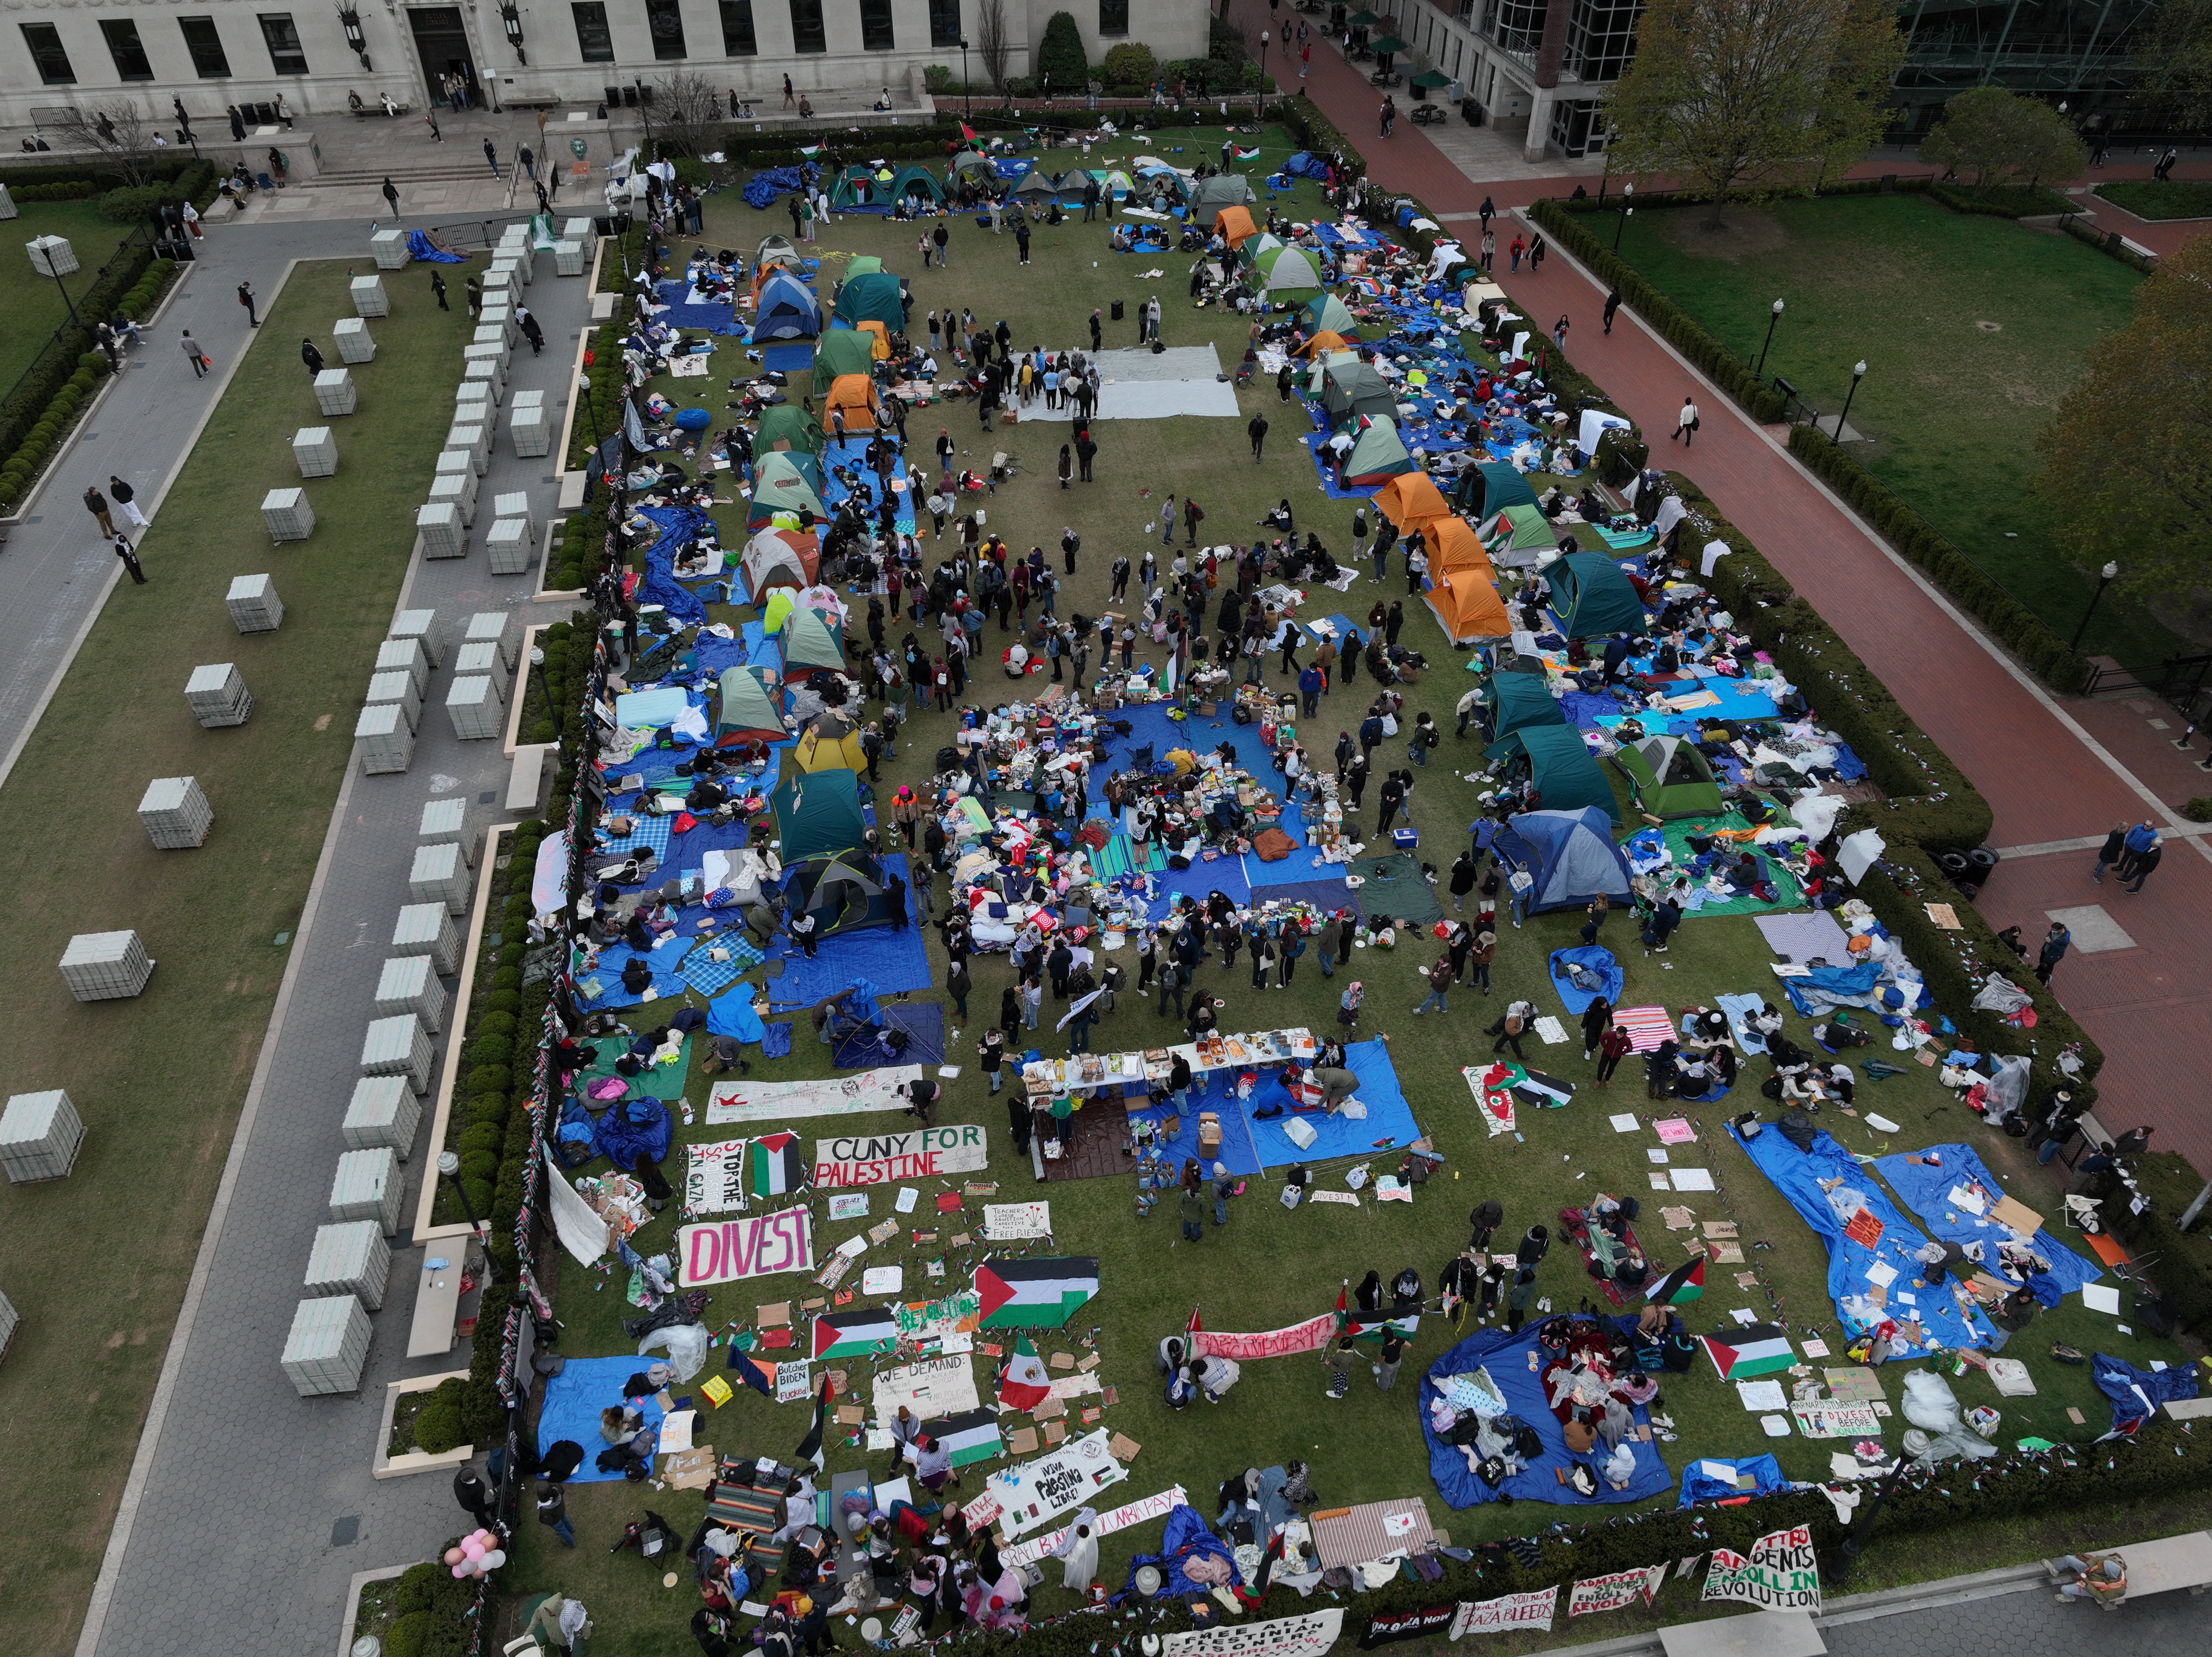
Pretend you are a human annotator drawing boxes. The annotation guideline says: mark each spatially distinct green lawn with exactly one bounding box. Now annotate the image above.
[1612,194,2172,665]
[2094,179,2212,220]
[0,256,486,1657]
[0,199,140,389]
[483,171,2187,1652]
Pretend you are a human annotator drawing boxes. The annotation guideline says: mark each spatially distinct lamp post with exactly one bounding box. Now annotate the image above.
[958,38,972,122]
[1612,181,1633,252]
[437,1151,504,1282]
[1757,297,1783,378]
[2070,560,2119,650]
[1831,359,1865,446]
[579,371,605,468]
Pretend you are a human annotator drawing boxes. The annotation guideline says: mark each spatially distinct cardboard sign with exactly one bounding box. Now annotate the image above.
[1703,1525,1820,1611]
[814,1125,990,1189]
[982,1201,1053,1239]
[677,1205,815,1286]
[1161,1609,1344,1657]
[1789,1400,1882,1439]
[774,1360,811,1403]
[1448,1588,1558,1639]
[1566,1566,1665,1618]
[684,1138,749,1216]
[1191,1313,1336,1362]
[992,1428,1130,1536]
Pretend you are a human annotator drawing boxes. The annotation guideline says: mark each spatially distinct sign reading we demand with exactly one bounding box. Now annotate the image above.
[814,1125,989,1189]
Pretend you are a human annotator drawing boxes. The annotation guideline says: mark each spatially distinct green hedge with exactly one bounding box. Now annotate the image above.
[1929,182,2074,218]
[2128,1152,2212,1334]
[1784,426,2093,693]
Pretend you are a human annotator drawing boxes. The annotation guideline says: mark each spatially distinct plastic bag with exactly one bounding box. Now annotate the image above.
[638,1320,711,1381]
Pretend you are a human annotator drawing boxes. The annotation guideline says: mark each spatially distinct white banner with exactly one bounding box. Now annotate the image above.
[543,1144,610,1265]
[1449,1589,1558,1639]
[1703,1525,1820,1612]
[982,1201,1053,1240]
[775,1360,812,1402]
[1567,1566,1665,1618]
[684,1138,749,1215]
[870,1355,980,1422]
[706,1066,923,1124]
[814,1124,989,1189]
[1163,1609,1343,1657]
[676,1205,815,1285]
[1000,1484,1188,1569]
[990,1428,1129,1537]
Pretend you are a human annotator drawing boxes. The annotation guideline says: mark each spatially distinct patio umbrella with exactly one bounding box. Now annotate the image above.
[1410,69,1453,88]
[1346,8,1380,23]
[1371,34,1409,54]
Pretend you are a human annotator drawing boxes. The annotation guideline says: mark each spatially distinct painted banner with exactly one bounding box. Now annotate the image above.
[775,1360,812,1402]
[1000,1485,1189,1570]
[1357,1606,1456,1648]
[895,1289,983,1342]
[706,1065,922,1125]
[1192,1314,1336,1362]
[990,1428,1130,1537]
[684,1137,749,1215]
[677,1205,815,1286]
[1162,1609,1344,1657]
[1566,1566,1665,1618]
[814,1124,989,1189]
[982,1201,1053,1239]
[1448,1588,1558,1639]
[871,1355,980,1422]
[1703,1525,1820,1612]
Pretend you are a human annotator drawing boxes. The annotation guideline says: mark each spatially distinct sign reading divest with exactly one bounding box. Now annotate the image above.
[1703,1525,1820,1611]
[1162,1608,1343,1657]
[814,1124,988,1189]
[677,1205,815,1286]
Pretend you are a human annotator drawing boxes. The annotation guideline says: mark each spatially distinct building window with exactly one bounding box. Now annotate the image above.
[1480,0,1545,58]
[572,1,615,60]
[178,17,233,77]
[859,0,895,49]
[645,0,688,57]
[1563,0,1636,83]
[21,22,75,84]
[101,19,157,80]
[930,0,961,47]
[720,0,760,54]
[1099,0,1129,36]
[258,13,309,74]
[790,0,827,53]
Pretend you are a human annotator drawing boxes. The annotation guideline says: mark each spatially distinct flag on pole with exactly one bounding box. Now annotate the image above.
[995,1334,1052,1411]
[798,144,822,157]
[1186,1305,1203,1336]
[960,123,978,142]
[1233,145,1261,160]
[795,1374,830,1469]
[1645,1256,1706,1305]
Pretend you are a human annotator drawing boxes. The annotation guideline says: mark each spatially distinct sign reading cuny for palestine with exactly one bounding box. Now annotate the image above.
[813,1124,988,1189]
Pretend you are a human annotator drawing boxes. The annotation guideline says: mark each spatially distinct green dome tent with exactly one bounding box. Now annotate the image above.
[1187,173,1256,226]
[1239,231,1286,267]
[834,271,904,328]
[784,849,895,935]
[1088,168,1135,201]
[748,452,826,529]
[1612,733,1726,819]
[1480,502,1557,570]
[717,666,786,744]
[1340,418,1414,485]
[950,149,994,181]
[1489,724,1623,824]
[773,766,867,863]
[1485,671,1566,746]
[1254,245,1325,306]
[846,254,886,276]
[781,608,847,680]
[1010,167,1061,203]
[755,234,804,273]
[812,327,878,382]
[829,166,883,210]
[1316,355,1398,424]
[1551,550,1649,639]
[756,403,823,456]
[1464,459,1536,519]
[889,165,946,204]
[1305,293,1359,337]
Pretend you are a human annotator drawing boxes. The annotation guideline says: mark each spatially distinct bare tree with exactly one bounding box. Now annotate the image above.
[650,70,726,157]
[977,0,1011,94]
[56,102,159,188]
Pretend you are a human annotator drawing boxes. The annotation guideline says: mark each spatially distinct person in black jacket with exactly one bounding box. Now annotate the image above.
[300,336,325,376]
[1468,1199,1504,1252]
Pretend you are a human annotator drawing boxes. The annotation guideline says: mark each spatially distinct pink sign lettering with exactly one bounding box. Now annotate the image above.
[678,1205,816,1286]
[1191,1314,1336,1361]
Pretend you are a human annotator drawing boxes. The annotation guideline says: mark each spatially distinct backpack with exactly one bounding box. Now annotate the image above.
[1513,1424,1543,1461]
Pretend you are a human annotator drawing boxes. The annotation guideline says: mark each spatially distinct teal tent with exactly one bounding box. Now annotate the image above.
[1613,734,1726,818]
[716,666,786,743]
[1551,551,1649,639]
[782,608,846,679]
[1463,459,1536,519]
[1486,671,1566,746]
[834,271,904,328]
[1490,724,1623,824]
[773,767,867,863]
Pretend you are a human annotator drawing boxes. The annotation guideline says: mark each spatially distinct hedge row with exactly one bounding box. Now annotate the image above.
[2129,1152,2212,1335]
[2060,212,2160,273]
[1929,182,2075,218]
[1784,425,2093,693]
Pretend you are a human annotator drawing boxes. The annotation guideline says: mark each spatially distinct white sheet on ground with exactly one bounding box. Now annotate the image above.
[1018,346,1237,421]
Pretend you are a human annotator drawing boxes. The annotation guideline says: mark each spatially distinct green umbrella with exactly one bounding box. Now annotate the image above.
[1347,8,1380,23]
[1370,34,1409,53]
[1410,69,1453,88]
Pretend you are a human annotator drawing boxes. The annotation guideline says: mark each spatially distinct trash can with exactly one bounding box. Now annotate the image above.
[1110,299,1125,321]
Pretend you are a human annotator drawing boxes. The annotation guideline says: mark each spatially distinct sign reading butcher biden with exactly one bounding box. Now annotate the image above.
[1702,1525,1820,1612]
[813,1125,989,1189]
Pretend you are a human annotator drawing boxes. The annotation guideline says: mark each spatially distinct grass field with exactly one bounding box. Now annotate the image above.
[0,258,484,1657]
[473,158,2189,1652]
[2094,179,2212,220]
[1610,194,2172,663]
[1,200,141,389]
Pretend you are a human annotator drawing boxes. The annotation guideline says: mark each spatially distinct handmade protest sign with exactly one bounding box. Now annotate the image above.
[990,1428,1129,1536]
[677,1205,815,1285]
[1161,1609,1343,1657]
[706,1066,921,1124]
[814,1124,989,1189]
[1448,1588,1558,1638]
[1000,1485,1189,1569]
[1566,1566,1664,1618]
[684,1138,749,1215]
[871,1355,980,1421]
[1702,1525,1820,1611]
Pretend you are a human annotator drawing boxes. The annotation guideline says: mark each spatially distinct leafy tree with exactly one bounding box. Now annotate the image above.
[1918,87,2087,187]
[1605,0,1905,225]
[2033,236,2212,609]
[2137,0,2212,129]
[1036,11,1089,92]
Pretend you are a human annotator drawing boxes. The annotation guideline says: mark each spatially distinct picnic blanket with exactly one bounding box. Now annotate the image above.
[1548,947,1621,1016]
[1873,1143,2101,1306]
[1611,1005,1675,1054]
[1716,992,1774,1055]
[578,1031,695,1102]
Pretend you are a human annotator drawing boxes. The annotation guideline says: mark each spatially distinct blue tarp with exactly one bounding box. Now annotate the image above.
[406,230,466,263]
[1780,960,1887,1019]
[538,1356,668,1484]
[1121,1505,1244,1599]
[578,940,695,1010]
[2094,1352,2199,1430]
[1129,1081,1263,1179]
[1677,1455,1787,1507]
[834,1000,943,1069]
[1285,151,1331,180]
[636,505,712,627]
[1244,1037,1419,1169]
[1548,946,1621,1015]
[593,1094,674,1171]
[1731,1123,1997,1355]
[1419,1317,1673,1509]
[706,980,768,1045]
[1874,1143,2102,1306]
[743,166,807,208]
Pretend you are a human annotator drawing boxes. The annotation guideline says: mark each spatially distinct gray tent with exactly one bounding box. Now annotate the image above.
[1010,168,1062,202]
[1187,173,1257,227]
[1318,356,1398,424]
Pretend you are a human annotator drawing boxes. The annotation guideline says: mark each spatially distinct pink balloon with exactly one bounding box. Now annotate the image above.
[463,1541,484,1558]
[451,1564,469,1578]
[444,1548,466,1567]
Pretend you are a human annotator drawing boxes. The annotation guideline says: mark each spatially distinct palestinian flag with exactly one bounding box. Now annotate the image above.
[1700,1325,1795,1380]
[730,1350,781,1399]
[795,1374,830,1470]
[751,1132,806,1199]
[976,1257,1100,1329]
[1645,1257,1706,1306]
[995,1334,1052,1411]
[811,1307,901,1360]
[1233,145,1261,160]
[1333,1283,1416,1342]
[960,123,978,143]
[920,1407,1003,1468]
[798,144,822,158]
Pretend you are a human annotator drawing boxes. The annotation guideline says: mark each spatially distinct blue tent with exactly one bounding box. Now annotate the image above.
[1494,808,1631,914]
[754,268,821,340]
[1284,150,1331,180]
[1677,1455,1786,1507]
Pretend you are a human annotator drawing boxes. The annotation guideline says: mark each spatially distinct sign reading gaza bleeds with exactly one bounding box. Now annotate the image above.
[813,1124,989,1189]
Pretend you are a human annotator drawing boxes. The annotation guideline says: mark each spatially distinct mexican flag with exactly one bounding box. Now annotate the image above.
[751,1132,806,1198]
[1645,1257,1706,1306]
[922,1407,1004,1467]
[1700,1325,1795,1380]
[976,1256,1100,1328]
[811,1306,901,1360]
[996,1334,1052,1411]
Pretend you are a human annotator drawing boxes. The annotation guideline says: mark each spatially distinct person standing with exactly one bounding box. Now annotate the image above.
[1414,953,1452,1016]
[1248,410,1269,460]
[1278,925,1305,989]
[2122,836,2161,894]
[483,139,500,178]
[1015,219,1031,265]
[113,533,148,584]
[181,330,209,377]
[1479,230,1495,273]
[1505,1268,1537,1333]
[237,280,260,327]
[933,221,950,266]
[1179,1169,1206,1242]
[1373,1333,1404,1390]
[1088,307,1103,350]
[1553,313,1570,348]
[1211,1160,1236,1226]
[1669,396,1700,445]
[2034,923,2071,985]
[84,485,116,538]
[517,305,545,355]
[1159,494,1177,545]
[454,1467,498,1531]
[466,275,483,317]
[2090,822,2126,883]
[1602,289,1622,334]
[535,1481,575,1547]
[301,336,326,377]
[108,475,148,530]
[519,142,535,182]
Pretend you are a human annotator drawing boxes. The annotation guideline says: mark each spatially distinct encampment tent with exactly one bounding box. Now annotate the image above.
[812,328,877,382]
[774,766,868,863]
[740,527,818,600]
[1340,418,1414,485]
[755,404,823,456]
[1187,173,1257,227]
[717,666,786,743]
[829,165,882,210]
[1305,293,1359,338]
[748,452,827,529]
[856,318,891,360]
[1318,355,1398,424]
[795,706,868,773]
[1550,550,1649,639]
[1481,503,1557,569]
[1495,807,1633,912]
[1489,725,1623,824]
[1425,567,1512,641]
[949,150,994,183]
[1613,734,1726,818]
[1010,167,1060,203]
[1088,168,1134,201]
[890,165,945,204]
[846,255,886,276]
[784,849,894,935]
[754,268,822,340]
[755,234,804,276]
[1464,459,1536,519]
[834,271,904,328]
[1285,150,1331,181]
[782,608,847,680]
[1298,329,1351,359]
[1487,671,1566,746]
[823,372,882,433]
[1376,473,1450,535]
[1253,244,1324,304]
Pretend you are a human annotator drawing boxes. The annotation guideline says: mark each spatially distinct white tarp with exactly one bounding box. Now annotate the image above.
[544,1143,610,1264]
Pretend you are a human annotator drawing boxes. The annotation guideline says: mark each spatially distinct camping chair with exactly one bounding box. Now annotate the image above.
[1128,743,1155,772]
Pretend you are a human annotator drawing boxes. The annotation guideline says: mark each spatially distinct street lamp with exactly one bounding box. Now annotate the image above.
[2070,560,2119,650]
[579,371,605,469]
[1757,298,1783,378]
[958,37,972,121]
[1831,359,1865,446]
[1612,204,1632,253]
[437,1151,504,1282]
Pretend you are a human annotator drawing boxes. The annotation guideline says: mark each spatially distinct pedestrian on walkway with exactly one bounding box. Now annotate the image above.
[425,108,442,142]
[1553,313,1569,348]
[454,1468,498,1531]
[517,305,544,354]
[1480,230,1495,273]
[381,176,400,218]
[1248,410,1269,460]
[2034,923,2071,985]
[519,142,536,181]
[237,281,259,326]
[301,337,326,377]
[84,485,116,538]
[1301,41,1310,77]
[2122,836,2162,894]
[1529,232,1547,271]
[1669,396,1700,444]
[783,73,796,109]
[1479,195,1494,234]
[109,474,148,529]
[2090,822,2126,882]
[1603,289,1622,333]
[181,330,209,377]
[535,1482,575,1547]
[1509,234,1526,271]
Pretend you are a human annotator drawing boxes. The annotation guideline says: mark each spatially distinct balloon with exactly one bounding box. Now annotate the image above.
[444,1548,466,1566]
[482,1551,506,1570]
[463,1541,484,1559]
[451,1564,469,1578]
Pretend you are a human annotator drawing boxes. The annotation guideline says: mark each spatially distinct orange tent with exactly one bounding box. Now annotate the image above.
[1298,329,1351,359]
[824,372,881,433]
[1375,473,1450,535]
[857,318,891,360]
[1216,204,1258,248]
[1423,515,1492,573]
[1425,568,1512,642]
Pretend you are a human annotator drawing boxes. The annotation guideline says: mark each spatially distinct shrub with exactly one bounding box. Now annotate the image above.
[1103,43,1158,87]
[411,1377,473,1452]
[467,1035,512,1070]
[458,1149,499,1185]
[382,1611,432,1657]
[98,184,168,223]
[468,1064,512,1098]
[1036,12,1089,89]
[480,989,522,1018]
[2183,797,2212,823]
[923,65,954,93]
[457,1124,504,1158]
[392,1563,439,1616]
[467,1093,509,1131]
[1930,183,2073,218]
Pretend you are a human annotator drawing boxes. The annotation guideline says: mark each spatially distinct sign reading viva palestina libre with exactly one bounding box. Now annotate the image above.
[813,1124,989,1188]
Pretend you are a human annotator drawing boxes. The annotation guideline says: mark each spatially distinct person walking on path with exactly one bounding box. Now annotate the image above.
[84,486,116,538]
[1509,234,1526,271]
[535,1482,575,1546]
[517,305,545,354]
[2034,923,2071,985]
[1603,289,1622,334]
[1553,313,1569,348]
[109,475,148,530]
[1529,233,1547,271]
[301,337,326,377]
[181,330,208,377]
[2122,835,2162,894]
[483,139,499,178]
[1669,396,1700,444]
[1479,195,1494,234]
[454,1468,498,1532]
[2091,822,2127,882]
[1488,999,1534,1059]
[783,73,796,109]
[237,280,259,327]
[1480,230,1496,273]
[380,176,402,221]
[1248,410,1269,460]
[113,533,147,583]
[519,142,535,182]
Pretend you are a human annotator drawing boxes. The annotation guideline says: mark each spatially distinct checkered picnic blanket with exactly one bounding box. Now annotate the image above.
[601,813,674,859]
[677,948,747,997]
